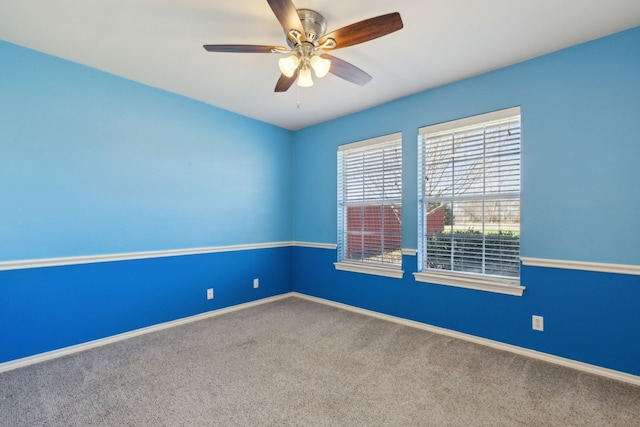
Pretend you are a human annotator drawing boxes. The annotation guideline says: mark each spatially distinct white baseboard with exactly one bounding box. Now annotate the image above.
[291,292,640,386]
[0,294,292,374]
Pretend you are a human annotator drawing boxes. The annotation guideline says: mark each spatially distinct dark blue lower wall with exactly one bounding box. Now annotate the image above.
[4,245,637,377]
[292,247,640,377]
[0,247,291,364]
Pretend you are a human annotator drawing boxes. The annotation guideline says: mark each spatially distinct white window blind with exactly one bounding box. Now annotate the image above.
[338,133,402,266]
[418,107,521,279]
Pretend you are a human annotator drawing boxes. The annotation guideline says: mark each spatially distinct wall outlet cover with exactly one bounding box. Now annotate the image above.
[532,315,544,331]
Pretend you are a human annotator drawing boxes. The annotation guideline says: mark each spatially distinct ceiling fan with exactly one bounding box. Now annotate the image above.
[203,0,403,92]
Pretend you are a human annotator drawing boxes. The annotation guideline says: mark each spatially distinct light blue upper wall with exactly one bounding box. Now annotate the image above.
[0,41,293,261]
[292,27,640,265]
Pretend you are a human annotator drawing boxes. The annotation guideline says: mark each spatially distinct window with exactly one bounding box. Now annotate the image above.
[336,133,403,278]
[415,107,524,296]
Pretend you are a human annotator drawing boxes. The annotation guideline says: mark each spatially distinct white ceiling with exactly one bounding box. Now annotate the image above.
[2,0,639,130]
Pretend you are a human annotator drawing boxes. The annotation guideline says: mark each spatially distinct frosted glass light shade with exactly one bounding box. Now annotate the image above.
[297,68,314,87]
[310,55,331,78]
[278,55,300,77]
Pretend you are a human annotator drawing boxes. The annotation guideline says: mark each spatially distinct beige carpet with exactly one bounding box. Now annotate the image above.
[1,297,639,426]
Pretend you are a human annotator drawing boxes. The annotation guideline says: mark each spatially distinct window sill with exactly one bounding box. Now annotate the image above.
[334,261,404,279]
[413,271,525,296]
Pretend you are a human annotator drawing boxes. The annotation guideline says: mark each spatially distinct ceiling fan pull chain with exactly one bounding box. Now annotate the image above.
[297,85,301,108]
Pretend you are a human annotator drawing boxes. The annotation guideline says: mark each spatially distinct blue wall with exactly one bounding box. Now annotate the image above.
[0,41,292,260]
[2,27,639,376]
[1,248,291,363]
[291,27,640,376]
[293,27,640,264]
[0,41,293,363]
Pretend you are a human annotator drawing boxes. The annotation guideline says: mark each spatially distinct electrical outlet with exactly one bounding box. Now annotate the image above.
[532,315,544,331]
[253,278,259,289]
[207,288,214,300]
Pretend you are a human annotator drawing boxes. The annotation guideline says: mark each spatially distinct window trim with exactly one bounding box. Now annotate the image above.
[417,107,522,294]
[337,132,402,153]
[420,106,521,136]
[413,270,524,296]
[335,260,404,279]
[336,132,403,275]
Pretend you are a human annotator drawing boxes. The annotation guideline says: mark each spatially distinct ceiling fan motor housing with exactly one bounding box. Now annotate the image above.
[286,9,327,47]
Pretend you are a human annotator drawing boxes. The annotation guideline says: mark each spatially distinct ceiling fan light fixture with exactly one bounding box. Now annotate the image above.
[278,55,300,77]
[297,67,314,87]
[203,1,404,93]
[310,55,331,78]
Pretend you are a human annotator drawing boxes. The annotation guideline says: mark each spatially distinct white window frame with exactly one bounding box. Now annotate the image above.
[414,107,524,296]
[335,132,403,279]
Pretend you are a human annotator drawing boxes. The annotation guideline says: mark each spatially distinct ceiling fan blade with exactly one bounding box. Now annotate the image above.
[323,54,372,86]
[203,45,282,53]
[318,12,403,50]
[266,0,306,42]
[275,69,299,92]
